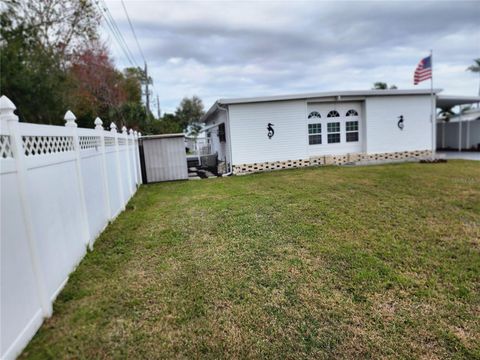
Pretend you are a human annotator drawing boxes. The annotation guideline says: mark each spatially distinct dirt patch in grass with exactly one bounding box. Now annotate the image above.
[21,161,480,359]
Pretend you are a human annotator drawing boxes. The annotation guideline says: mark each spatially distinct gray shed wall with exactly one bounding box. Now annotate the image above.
[142,136,188,182]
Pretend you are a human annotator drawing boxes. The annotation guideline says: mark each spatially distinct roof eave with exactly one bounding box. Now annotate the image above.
[216,89,443,106]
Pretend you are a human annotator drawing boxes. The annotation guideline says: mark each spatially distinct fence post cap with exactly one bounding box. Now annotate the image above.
[0,95,18,122]
[64,110,77,127]
[129,128,134,135]
[110,122,117,132]
[138,132,142,137]
[94,117,104,130]
[121,126,127,134]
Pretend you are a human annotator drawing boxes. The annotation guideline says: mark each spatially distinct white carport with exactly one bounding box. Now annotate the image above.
[436,95,480,151]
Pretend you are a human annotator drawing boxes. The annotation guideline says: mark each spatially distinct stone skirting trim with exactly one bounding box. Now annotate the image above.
[232,150,432,175]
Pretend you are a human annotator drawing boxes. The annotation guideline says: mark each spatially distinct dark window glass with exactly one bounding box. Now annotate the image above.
[308,123,321,134]
[218,123,226,142]
[346,109,359,116]
[328,133,340,143]
[327,122,340,133]
[327,110,340,117]
[346,121,358,131]
[309,134,322,145]
[308,111,321,119]
[346,132,359,142]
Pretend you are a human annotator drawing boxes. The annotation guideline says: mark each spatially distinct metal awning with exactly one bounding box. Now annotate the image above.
[437,108,480,123]
[437,95,480,109]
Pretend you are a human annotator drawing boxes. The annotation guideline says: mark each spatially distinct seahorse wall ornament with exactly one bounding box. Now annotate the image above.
[397,115,404,130]
[267,123,275,139]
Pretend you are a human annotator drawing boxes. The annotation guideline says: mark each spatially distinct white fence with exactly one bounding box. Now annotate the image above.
[0,96,142,360]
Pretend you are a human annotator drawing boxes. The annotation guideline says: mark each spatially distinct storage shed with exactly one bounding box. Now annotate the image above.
[140,134,188,182]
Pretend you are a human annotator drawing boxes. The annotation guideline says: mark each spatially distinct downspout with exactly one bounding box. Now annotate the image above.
[216,103,234,176]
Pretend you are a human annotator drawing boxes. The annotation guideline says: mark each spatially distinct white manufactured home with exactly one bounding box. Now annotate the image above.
[201,89,479,175]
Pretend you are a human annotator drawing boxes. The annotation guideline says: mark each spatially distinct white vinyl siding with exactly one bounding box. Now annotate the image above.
[229,100,306,165]
[364,95,432,153]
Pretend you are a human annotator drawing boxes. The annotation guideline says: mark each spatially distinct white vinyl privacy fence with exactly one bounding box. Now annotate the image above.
[0,96,142,360]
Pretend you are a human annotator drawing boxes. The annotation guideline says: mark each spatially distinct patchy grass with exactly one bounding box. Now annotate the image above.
[21,161,480,359]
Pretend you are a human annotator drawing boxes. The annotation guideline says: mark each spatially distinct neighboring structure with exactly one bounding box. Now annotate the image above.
[140,134,188,182]
[202,89,447,175]
[436,95,480,151]
[185,129,210,155]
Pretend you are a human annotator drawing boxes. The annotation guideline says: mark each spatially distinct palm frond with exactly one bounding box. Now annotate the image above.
[466,58,480,73]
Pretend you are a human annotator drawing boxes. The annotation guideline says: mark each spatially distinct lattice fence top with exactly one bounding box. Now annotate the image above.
[117,138,127,146]
[22,136,75,156]
[79,136,101,151]
[104,137,116,147]
[0,135,14,159]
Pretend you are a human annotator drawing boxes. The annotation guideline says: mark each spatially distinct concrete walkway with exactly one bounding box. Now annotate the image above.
[438,151,480,161]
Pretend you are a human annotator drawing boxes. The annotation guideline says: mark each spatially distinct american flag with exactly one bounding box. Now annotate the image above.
[414,55,432,85]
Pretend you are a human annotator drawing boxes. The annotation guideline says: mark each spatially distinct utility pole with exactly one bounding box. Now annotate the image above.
[156,95,161,119]
[144,62,150,115]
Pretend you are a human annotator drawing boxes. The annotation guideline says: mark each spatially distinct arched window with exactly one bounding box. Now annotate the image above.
[346,109,359,117]
[327,110,340,118]
[308,111,321,119]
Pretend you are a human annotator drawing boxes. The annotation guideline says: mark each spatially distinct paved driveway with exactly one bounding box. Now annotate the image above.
[438,151,480,161]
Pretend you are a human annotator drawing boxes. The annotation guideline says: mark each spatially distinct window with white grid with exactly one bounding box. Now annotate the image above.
[327,122,341,144]
[308,123,322,145]
[346,121,359,142]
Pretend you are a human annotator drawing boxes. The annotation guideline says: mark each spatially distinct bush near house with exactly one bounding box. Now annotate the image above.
[21,161,479,359]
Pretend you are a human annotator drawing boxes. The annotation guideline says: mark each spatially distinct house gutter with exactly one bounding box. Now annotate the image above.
[216,103,234,176]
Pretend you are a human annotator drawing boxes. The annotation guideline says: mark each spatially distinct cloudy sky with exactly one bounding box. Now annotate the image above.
[103,0,480,114]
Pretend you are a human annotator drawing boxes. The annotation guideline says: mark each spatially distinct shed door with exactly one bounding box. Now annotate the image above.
[142,137,188,182]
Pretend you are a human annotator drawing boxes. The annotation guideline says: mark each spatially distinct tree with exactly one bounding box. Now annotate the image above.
[0,5,69,123]
[123,67,144,104]
[437,108,456,122]
[67,42,127,127]
[373,82,388,90]
[372,82,398,90]
[466,58,480,96]
[174,96,205,132]
[5,0,100,65]
[0,0,101,123]
[120,102,150,131]
[149,113,183,135]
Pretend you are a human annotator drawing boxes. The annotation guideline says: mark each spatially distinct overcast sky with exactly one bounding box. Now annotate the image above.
[103,0,480,114]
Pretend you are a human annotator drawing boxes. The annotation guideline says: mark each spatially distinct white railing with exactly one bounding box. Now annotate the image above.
[0,95,142,360]
[186,137,212,156]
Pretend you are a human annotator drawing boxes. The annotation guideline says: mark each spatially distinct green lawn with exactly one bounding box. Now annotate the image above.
[21,161,480,359]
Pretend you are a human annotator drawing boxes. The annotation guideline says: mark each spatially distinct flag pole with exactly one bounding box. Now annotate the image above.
[430,49,436,160]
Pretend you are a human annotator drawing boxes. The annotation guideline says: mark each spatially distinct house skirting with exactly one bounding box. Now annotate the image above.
[232,150,433,175]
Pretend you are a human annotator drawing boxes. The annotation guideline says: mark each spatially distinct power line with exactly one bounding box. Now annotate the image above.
[120,0,146,64]
[96,0,139,68]
[97,0,161,114]
[103,0,139,65]
[95,2,135,67]
[119,0,160,116]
